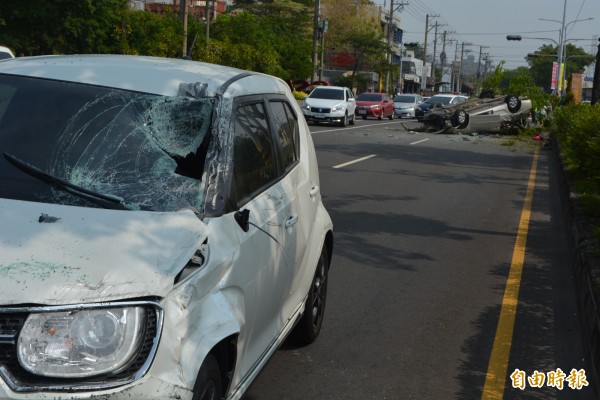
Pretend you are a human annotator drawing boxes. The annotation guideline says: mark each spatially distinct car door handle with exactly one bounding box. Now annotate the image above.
[309,186,320,198]
[285,214,299,228]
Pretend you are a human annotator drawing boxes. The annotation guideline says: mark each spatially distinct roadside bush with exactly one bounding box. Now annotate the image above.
[551,103,600,193]
[551,103,600,243]
[292,91,308,100]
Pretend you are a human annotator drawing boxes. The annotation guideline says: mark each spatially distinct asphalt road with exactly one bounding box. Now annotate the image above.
[245,117,596,400]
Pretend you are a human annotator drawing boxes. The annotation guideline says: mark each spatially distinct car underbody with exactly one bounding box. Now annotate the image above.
[419,94,532,134]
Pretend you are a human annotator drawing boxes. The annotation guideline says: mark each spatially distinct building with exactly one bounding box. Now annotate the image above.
[128,0,228,21]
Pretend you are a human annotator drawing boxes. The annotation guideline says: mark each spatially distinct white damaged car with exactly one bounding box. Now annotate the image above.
[0,55,333,400]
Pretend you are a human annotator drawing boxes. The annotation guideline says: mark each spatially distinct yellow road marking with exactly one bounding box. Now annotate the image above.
[481,146,540,399]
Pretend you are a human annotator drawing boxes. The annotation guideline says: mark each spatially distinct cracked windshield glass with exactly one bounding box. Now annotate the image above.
[0,75,213,212]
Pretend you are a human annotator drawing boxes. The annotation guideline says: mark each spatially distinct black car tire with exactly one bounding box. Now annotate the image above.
[378,110,383,120]
[340,113,347,127]
[290,246,329,345]
[349,113,355,125]
[505,94,521,113]
[388,111,393,120]
[192,354,223,400]
[451,109,469,129]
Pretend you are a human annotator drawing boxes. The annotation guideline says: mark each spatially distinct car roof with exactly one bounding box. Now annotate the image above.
[0,54,289,97]
[394,94,419,98]
[313,86,347,91]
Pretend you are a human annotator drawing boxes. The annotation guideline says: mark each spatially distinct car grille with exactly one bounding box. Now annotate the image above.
[310,107,331,113]
[0,306,157,390]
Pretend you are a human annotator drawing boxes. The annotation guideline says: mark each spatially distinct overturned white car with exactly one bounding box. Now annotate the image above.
[422,93,532,133]
[0,55,333,400]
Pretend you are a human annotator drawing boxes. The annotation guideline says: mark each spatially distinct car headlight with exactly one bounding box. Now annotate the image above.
[331,104,344,112]
[302,103,310,111]
[18,307,146,378]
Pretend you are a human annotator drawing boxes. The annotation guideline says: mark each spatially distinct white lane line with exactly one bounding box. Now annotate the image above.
[410,138,429,145]
[332,154,377,169]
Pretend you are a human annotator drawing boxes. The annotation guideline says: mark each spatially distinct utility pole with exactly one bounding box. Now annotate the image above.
[452,39,459,91]
[205,0,210,47]
[318,20,328,81]
[385,0,395,93]
[458,42,465,93]
[180,0,188,57]
[475,45,489,95]
[422,14,429,94]
[592,38,600,104]
[431,22,438,89]
[422,14,439,94]
[385,1,408,93]
[311,0,321,83]
[457,42,471,93]
[557,0,567,95]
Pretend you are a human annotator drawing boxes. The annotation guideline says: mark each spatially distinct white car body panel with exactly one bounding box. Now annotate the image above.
[0,199,208,305]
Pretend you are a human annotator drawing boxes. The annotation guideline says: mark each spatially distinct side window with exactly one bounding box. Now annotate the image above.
[270,100,299,172]
[233,101,277,204]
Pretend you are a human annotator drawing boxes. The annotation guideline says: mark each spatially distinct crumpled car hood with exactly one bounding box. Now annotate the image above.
[0,199,209,305]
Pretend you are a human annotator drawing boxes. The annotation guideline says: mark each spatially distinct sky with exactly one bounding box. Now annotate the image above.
[375,0,600,70]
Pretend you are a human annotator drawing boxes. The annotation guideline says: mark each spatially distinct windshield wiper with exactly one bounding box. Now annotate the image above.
[3,152,153,211]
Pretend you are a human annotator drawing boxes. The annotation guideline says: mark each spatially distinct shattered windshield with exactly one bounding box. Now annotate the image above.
[0,75,213,212]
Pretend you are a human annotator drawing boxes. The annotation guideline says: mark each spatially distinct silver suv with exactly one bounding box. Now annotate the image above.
[0,55,333,400]
[301,85,356,127]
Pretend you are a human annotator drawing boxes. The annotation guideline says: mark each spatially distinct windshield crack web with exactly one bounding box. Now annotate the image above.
[49,91,212,212]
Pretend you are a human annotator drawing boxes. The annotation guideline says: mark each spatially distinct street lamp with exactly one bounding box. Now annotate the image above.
[506,35,557,45]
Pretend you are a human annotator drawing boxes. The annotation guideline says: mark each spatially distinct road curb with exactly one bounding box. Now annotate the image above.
[553,138,600,396]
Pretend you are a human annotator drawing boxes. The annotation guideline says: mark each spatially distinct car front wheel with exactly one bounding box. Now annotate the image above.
[291,247,329,345]
[505,94,521,113]
[451,109,469,129]
[339,113,347,127]
[192,354,223,400]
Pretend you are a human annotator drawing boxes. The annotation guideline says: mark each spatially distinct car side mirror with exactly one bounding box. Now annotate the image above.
[234,209,250,232]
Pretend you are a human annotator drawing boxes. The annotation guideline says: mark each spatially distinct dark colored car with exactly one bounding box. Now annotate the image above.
[355,92,394,120]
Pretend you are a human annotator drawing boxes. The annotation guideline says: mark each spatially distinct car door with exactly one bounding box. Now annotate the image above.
[384,94,393,116]
[227,97,298,376]
[345,88,356,116]
[266,99,311,307]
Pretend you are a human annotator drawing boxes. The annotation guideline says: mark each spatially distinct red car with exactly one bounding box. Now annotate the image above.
[355,92,394,120]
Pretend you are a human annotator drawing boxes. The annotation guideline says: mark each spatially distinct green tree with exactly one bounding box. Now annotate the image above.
[204,0,312,79]
[481,61,507,94]
[527,43,595,92]
[321,0,388,89]
[116,8,182,57]
[0,0,128,55]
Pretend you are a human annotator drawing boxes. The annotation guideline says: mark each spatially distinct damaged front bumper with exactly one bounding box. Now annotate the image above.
[0,375,192,400]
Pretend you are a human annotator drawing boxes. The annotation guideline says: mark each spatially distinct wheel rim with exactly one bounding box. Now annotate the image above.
[508,96,518,109]
[458,111,466,124]
[198,381,217,400]
[310,261,327,330]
